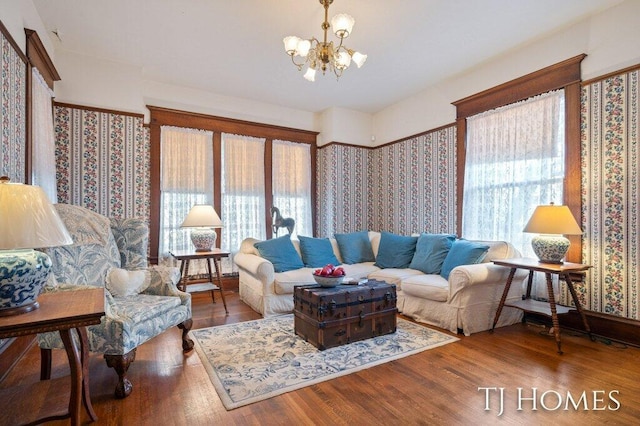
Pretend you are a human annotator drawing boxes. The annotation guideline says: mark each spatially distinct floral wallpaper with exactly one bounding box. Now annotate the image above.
[54,104,150,222]
[0,25,26,183]
[316,125,457,238]
[577,69,639,320]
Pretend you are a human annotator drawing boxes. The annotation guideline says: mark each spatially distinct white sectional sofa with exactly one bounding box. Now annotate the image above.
[234,231,527,335]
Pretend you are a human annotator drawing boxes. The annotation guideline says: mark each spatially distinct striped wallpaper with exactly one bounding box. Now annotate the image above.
[316,125,457,238]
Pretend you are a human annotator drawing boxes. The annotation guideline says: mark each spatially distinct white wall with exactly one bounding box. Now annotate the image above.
[318,107,373,146]
[0,0,54,58]
[373,0,640,145]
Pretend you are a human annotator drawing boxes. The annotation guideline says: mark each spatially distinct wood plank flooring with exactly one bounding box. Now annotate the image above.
[1,291,638,425]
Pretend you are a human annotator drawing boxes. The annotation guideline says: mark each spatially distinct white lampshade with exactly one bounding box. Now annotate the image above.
[283,36,300,55]
[0,177,72,316]
[331,13,355,38]
[523,205,582,235]
[523,204,582,264]
[181,205,222,252]
[303,66,316,82]
[296,39,311,57]
[181,205,223,228]
[0,179,72,249]
[335,51,351,70]
[351,51,367,68]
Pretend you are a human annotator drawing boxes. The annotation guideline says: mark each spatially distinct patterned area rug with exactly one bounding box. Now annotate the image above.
[192,315,459,410]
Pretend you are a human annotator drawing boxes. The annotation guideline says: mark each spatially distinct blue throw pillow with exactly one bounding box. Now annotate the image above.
[298,235,340,268]
[253,235,304,273]
[409,233,456,274]
[334,231,375,264]
[440,239,490,279]
[375,231,418,269]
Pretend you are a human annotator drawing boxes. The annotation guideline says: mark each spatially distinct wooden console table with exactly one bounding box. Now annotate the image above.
[0,287,104,425]
[170,249,229,314]
[491,258,592,354]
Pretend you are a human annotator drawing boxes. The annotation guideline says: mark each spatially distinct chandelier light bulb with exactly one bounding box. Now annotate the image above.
[351,51,367,68]
[331,13,355,38]
[296,39,311,57]
[283,36,301,55]
[303,67,317,82]
[336,51,351,70]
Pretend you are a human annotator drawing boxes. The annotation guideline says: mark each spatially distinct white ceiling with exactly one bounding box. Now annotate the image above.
[33,0,620,114]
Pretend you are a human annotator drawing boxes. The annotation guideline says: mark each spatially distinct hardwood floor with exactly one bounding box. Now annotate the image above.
[2,291,639,425]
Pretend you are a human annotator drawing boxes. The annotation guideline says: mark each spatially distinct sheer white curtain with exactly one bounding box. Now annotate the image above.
[221,133,266,257]
[462,90,565,299]
[272,140,313,239]
[31,67,58,202]
[159,126,214,266]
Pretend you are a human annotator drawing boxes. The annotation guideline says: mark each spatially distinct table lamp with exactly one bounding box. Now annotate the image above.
[180,205,223,252]
[0,177,73,316]
[523,203,582,264]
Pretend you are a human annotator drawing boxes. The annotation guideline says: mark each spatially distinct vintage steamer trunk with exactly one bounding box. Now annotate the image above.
[294,280,397,350]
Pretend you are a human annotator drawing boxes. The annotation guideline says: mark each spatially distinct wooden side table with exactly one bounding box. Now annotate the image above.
[491,257,592,354]
[170,249,229,314]
[0,287,104,425]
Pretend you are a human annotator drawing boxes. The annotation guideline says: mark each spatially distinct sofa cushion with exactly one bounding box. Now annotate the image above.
[440,239,490,279]
[368,268,423,289]
[335,231,375,264]
[341,262,380,279]
[298,235,341,268]
[254,234,304,272]
[401,274,450,302]
[409,233,456,274]
[273,268,317,294]
[375,231,418,268]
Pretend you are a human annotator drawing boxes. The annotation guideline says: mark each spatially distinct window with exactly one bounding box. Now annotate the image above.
[221,133,266,254]
[148,106,318,263]
[462,90,566,299]
[272,140,313,239]
[159,126,214,262]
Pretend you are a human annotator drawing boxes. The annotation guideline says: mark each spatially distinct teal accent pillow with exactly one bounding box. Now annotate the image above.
[334,231,375,264]
[298,236,340,268]
[440,239,490,279]
[254,235,304,272]
[374,231,418,269]
[409,233,456,274]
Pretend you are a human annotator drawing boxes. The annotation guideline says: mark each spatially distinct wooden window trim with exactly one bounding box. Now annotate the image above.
[452,54,586,262]
[147,106,318,263]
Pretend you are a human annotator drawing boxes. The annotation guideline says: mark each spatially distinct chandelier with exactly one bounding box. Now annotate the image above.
[283,0,367,82]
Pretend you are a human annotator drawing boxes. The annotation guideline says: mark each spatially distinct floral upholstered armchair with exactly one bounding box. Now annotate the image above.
[38,204,193,398]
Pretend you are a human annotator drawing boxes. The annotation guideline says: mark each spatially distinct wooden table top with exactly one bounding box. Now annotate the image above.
[493,257,591,273]
[0,287,104,338]
[169,248,230,260]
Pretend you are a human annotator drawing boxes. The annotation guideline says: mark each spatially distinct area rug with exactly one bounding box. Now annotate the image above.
[191,315,458,410]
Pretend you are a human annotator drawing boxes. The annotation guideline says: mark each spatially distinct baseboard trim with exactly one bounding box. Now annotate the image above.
[0,336,36,382]
[525,310,640,348]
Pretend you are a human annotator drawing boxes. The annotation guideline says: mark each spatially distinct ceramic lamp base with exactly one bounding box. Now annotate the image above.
[0,249,52,317]
[190,228,217,252]
[531,234,570,264]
